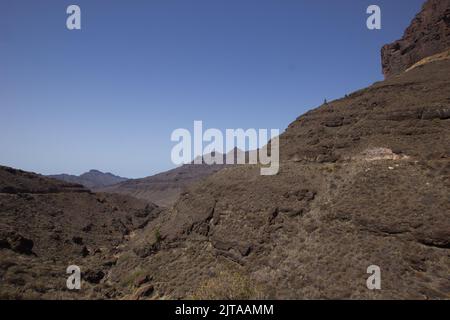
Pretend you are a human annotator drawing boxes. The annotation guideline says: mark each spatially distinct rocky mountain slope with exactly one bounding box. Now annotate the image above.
[48,170,128,190]
[104,0,449,299]
[381,0,450,78]
[107,57,449,300]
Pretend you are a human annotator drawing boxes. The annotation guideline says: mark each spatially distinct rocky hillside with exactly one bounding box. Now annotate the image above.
[381,0,450,78]
[107,57,449,300]
[280,62,450,164]
[48,170,128,190]
[0,166,160,299]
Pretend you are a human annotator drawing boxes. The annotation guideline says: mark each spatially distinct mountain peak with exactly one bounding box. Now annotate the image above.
[48,169,128,190]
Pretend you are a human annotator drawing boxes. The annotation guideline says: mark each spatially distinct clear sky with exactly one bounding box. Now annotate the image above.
[0,0,424,178]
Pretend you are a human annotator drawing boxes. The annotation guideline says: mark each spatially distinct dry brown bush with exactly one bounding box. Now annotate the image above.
[190,269,266,300]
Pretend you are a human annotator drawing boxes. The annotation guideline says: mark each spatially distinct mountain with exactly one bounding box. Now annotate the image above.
[100,163,225,207]
[48,170,128,190]
[106,1,449,299]
[112,61,450,300]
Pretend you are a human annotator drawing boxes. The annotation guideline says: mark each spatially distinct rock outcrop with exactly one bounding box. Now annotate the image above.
[381,0,450,78]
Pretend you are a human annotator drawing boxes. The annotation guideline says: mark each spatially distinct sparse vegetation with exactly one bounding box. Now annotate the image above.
[120,267,147,289]
[154,228,161,243]
[190,270,266,300]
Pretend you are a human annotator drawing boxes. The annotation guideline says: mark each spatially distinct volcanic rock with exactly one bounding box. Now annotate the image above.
[381,0,450,78]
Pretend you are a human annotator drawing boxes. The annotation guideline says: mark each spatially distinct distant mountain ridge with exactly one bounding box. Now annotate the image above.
[48,169,128,190]
[100,149,251,207]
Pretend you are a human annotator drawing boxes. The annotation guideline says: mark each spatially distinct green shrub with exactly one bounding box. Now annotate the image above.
[154,228,161,243]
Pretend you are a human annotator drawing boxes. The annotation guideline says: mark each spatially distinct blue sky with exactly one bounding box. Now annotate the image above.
[0,0,424,178]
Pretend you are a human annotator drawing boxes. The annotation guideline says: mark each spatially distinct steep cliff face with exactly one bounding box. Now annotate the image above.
[381,0,450,78]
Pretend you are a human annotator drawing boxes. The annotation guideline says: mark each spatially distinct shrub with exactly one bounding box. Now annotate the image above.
[120,267,146,289]
[154,228,161,243]
[190,269,265,300]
